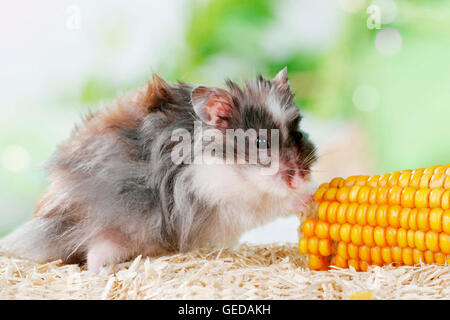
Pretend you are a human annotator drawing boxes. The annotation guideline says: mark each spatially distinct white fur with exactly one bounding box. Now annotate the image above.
[189,154,313,244]
[266,88,299,129]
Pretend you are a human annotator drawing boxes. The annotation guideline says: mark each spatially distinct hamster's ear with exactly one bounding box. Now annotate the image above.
[191,86,236,128]
[272,67,289,89]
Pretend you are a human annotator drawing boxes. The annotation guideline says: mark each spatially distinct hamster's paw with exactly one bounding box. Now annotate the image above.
[86,238,126,274]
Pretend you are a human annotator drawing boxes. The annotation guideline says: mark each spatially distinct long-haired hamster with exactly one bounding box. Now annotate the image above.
[1,68,316,272]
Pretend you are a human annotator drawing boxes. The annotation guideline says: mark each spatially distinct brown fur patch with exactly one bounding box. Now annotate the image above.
[75,74,174,137]
[140,74,176,111]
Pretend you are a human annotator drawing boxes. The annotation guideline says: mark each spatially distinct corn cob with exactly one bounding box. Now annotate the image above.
[299,164,450,271]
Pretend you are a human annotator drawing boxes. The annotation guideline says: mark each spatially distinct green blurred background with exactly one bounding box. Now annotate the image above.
[0,0,449,242]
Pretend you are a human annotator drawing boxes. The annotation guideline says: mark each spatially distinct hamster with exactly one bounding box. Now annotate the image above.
[0,68,316,272]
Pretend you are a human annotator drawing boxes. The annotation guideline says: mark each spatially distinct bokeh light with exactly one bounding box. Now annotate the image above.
[338,0,366,13]
[352,85,380,112]
[1,145,31,173]
[372,0,397,24]
[375,28,402,56]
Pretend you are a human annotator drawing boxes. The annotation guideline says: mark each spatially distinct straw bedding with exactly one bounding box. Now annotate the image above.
[0,243,449,300]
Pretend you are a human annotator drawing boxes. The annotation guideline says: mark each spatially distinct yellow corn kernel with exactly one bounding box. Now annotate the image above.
[417,208,430,231]
[388,186,402,205]
[378,174,390,187]
[324,188,338,202]
[308,254,327,270]
[387,206,401,228]
[318,201,329,221]
[348,243,359,260]
[371,247,383,265]
[356,204,369,225]
[359,261,369,272]
[442,191,449,210]
[318,182,329,189]
[413,249,424,265]
[356,175,370,186]
[429,189,444,208]
[440,233,449,254]
[434,165,446,174]
[303,218,316,237]
[409,172,423,188]
[327,202,340,223]
[388,171,401,186]
[374,227,386,247]
[299,237,308,254]
[367,205,378,226]
[376,186,389,204]
[429,208,443,232]
[386,227,397,246]
[344,175,359,187]
[407,229,415,248]
[443,210,450,234]
[348,185,362,202]
[314,186,328,202]
[359,245,371,262]
[414,230,426,251]
[350,225,363,245]
[335,255,348,268]
[367,175,380,188]
[381,247,393,264]
[346,203,359,224]
[315,221,330,239]
[340,224,352,242]
[336,203,348,224]
[376,205,389,227]
[330,177,344,188]
[330,224,341,241]
[337,242,348,259]
[424,166,439,175]
[424,250,434,264]
[357,186,371,203]
[336,186,350,203]
[398,171,411,188]
[445,176,450,190]
[363,225,375,246]
[368,187,378,204]
[419,173,433,188]
[348,259,360,271]
[397,228,408,248]
[399,208,411,229]
[408,209,418,230]
[401,187,416,208]
[430,173,445,189]
[307,237,319,254]
[402,247,413,266]
[415,188,430,208]
[434,252,446,265]
[425,231,439,252]
[318,239,332,256]
[392,247,403,263]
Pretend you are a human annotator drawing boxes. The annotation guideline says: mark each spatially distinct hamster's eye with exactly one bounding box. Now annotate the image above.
[255,136,269,149]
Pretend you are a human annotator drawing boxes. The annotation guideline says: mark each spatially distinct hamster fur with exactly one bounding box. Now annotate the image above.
[0,68,317,272]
